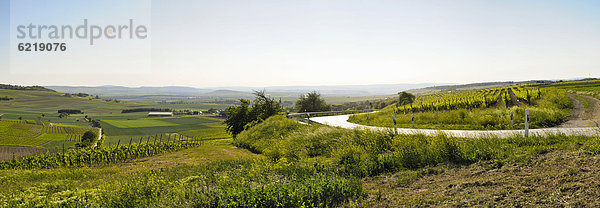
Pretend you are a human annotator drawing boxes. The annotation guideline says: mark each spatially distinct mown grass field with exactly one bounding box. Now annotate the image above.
[101,116,225,135]
[103,119,178,128]
[99,116,230,145]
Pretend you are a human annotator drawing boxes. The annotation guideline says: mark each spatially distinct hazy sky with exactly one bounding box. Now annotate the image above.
[1,0,600,87]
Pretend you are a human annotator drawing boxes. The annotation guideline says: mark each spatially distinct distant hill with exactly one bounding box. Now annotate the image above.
[0,84,54,92]
[46,83,447,99]
[406,81,535,95]
[46,79,593,100]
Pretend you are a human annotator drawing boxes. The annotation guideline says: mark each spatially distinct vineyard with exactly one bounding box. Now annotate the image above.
[0,146,60,161]
[350,87,572,130]
[0,120,97,146]
[392,85,542,114]
[0,134,202,169]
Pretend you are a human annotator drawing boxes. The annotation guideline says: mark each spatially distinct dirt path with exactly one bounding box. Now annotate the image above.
[506,88,519,106]
[558,94,600,128]
[92,128,102,148]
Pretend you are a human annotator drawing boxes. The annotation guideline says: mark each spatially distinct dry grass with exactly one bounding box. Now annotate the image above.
[361,149,600,207]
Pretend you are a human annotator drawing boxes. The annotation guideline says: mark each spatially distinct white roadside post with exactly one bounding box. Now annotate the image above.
[392,115,397,134]
[524,109,529,137]
[510,111,514,129]
[366,114,369,124]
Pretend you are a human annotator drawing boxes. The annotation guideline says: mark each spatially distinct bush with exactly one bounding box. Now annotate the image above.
[295,91,331,112]
[78,130,98,147]
[224,90,283,137]
[57,109,83,114]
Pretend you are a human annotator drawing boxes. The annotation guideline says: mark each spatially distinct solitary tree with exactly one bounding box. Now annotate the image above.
[398,92,415,105]
[78,130,98,147]
[224,90,283,137]
[58,112,69,118]
[295,91,331,112]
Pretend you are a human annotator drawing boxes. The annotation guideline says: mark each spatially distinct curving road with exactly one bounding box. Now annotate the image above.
[310,114,599,138]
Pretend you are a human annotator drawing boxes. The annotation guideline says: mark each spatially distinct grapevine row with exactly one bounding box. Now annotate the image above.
[0,136,202,169]
[393,86,541,113]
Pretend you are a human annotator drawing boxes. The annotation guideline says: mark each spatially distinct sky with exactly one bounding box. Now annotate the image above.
[1,0,600,87]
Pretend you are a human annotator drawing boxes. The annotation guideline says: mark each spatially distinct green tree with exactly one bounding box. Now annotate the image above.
[224,99,251,137]
[250,90,283,121]
[295,91,331,112]
[398,91,415,105]
[224,90,282,137]
[58,112,69,118]
[79,130,98,147]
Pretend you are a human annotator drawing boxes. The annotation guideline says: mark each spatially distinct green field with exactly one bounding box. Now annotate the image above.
[0,87,232,149]
[0,88,229,122]
[101,116,225,136]
[103,119,178,128]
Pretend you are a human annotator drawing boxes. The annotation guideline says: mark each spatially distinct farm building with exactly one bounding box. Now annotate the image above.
[148,112,173,117]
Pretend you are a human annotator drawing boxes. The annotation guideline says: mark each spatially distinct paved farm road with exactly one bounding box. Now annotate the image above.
[311,114,599,138]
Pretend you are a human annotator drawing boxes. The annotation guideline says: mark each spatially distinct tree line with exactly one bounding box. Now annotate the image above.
[224,90,332,137]
[121,108,172,113]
